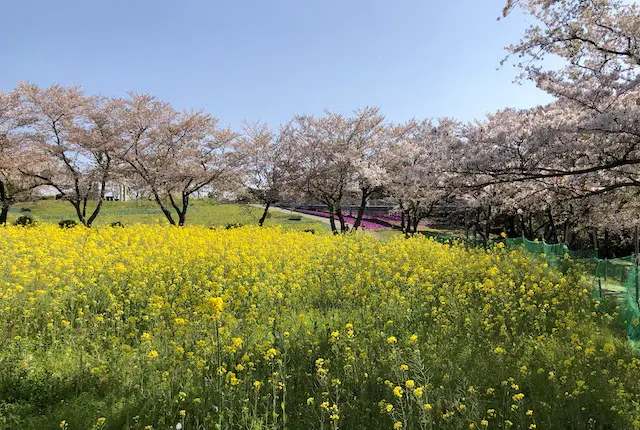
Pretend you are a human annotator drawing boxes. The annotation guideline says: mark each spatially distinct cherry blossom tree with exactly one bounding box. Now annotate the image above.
[503,0,639,101]
[499,0,640,188]
[235,121,297,226]
[17,83,123,227]
[0,89,44,225]
[289,113,348,233]
[387,118,462,235]
[120,93,237,226]
[341,109,406,231]
[290,107,393,233]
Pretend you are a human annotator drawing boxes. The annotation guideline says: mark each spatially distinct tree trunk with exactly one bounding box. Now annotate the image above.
[484,206,492,244]
[336,208,347,233]
[634,226,639,303]
[86,199,104,228]
[0,204,9,226]
[538,211,545,241]
[259,201,271,227]
[71,200,88,227]
[179,194,189,226]
[405,210,414,237]
[546,208,558,243]
[178,213,186,226]
[464,208,469,239]
[352,188,368,231]
[149,189,176,225]
[412,209,419,234]
[0,181,10,226]
[328,205,338,234]
[159,204,176,225]
[85,174,109,227]
[507,215,516,237]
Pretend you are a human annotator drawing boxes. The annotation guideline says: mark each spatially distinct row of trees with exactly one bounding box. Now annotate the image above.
[0,82,456,232]
[0,85,237,227]
[459,0,640,247]
[0,0,638,242]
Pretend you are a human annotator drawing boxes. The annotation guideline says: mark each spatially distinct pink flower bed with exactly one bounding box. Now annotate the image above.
[296,209,389,230]
[364,212,430,227]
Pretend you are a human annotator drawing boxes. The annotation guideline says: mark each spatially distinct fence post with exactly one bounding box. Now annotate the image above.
[464,209,469,240]
[598,277,603,299]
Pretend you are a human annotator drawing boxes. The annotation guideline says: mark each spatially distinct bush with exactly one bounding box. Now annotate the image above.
[58,219,77,229]
[288,215,303,221]
[19,208,31,212]
[225,222,244,229]
[110,221,125,228]
[13,215,35,227]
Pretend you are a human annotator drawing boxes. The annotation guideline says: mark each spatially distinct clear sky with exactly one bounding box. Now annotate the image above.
[0,0,554,128]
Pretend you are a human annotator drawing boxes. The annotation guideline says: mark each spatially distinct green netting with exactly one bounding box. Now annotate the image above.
[501,237,640,349]
[504,238,569,270]
[624,266,640,348]
[504,238,567,255]
[594,256,634,300]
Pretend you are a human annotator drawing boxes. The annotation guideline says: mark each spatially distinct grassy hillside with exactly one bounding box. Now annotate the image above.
[7,200,328,231]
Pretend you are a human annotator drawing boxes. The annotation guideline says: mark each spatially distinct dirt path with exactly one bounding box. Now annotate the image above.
[249,204,339,226]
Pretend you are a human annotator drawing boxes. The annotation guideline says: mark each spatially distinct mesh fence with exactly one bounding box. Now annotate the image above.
[624,267,640,349]
[501,237,640,349]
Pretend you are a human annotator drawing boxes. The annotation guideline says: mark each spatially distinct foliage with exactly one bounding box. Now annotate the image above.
[12,215,35,227]
[58,219,77,229]
[225,222,244,229]
[0,226,638,429]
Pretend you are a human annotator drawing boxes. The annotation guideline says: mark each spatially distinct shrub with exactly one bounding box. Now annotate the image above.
[225,222,244,229]
[19,208,31,212]
[13,215,35,227]
[288,215,303,221]
[58,219,77,229]
[110,221,125,228]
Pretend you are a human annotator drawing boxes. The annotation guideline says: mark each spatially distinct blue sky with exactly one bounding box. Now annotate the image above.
[0,0,554,128]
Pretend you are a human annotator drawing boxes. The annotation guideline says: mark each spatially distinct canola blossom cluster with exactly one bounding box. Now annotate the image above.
[1,225,639,429]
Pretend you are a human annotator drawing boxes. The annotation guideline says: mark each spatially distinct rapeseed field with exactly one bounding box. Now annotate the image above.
[1,226,638,429]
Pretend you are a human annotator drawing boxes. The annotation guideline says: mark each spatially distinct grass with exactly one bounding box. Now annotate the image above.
[370,226,463,241]
[7,200,329,232]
